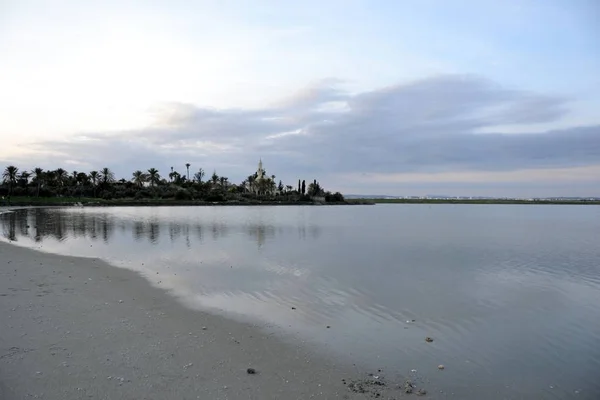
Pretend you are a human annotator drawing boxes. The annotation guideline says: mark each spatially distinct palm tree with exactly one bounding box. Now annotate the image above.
[100,167,115,187]
[89,171,99,186]
[2,165,18,196]
[147,168,160,187]
[171,171,181,183]
[247,175,255,193]
[132,170,147,188]
[89,171,99,197]
[45,170,56,187]
[194,168,205,183]
[211,171,219,185]
[32,167,44,197]
[19,171,31,187]
[55,168,67,187]
[185,163,191,181]
[76,172,88,186]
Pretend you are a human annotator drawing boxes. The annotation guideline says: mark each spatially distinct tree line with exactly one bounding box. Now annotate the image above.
[1,164,344,203]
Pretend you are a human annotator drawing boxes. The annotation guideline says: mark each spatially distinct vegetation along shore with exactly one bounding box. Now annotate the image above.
[1,161,348,206]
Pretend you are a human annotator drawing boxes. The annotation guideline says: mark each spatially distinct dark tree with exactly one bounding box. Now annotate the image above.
[298,180,301,192]
[2,165,18,196]
[301,180,306,195]
[32,167,44,197]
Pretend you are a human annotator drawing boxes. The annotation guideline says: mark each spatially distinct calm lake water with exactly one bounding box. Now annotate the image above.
[2,205,600,399]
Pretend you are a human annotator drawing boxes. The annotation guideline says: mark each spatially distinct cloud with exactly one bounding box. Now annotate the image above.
[6,74,600,195]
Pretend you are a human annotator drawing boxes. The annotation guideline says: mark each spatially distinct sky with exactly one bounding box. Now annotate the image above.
[1,0,599,197]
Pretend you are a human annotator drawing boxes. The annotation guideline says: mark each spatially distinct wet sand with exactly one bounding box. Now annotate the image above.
[0,241,406,399]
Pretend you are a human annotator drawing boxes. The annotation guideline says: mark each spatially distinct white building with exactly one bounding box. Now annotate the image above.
[247,159,275,195]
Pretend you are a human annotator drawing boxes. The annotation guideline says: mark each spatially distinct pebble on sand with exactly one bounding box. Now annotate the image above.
[404,380,414,394]
[438,364,445,370]
[246,368,256,374]
[425,337,433,342]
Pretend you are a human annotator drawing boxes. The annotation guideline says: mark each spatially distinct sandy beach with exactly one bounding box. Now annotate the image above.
[0,241,407,400]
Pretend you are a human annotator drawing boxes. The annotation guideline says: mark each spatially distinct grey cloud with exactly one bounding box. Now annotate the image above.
[13,74,600,194]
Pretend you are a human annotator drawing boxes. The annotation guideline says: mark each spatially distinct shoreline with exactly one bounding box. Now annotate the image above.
[3,197,600,207]
[0,241,407,399]
[1,199,371,208]
[368,198,600,205]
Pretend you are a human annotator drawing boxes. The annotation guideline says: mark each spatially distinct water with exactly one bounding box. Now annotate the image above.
[2,205,600,399]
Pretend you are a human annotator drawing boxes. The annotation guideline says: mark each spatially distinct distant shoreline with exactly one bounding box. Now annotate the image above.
[3,196,599,207]
[365,198,600,205]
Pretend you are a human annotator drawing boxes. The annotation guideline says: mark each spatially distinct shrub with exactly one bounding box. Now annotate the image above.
[174,189,192,200]
[204,192,225,202]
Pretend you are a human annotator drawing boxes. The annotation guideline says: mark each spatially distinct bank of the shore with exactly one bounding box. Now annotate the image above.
[368,198,600,205]
[0,241,412,400]
[1,197,371,207]
[5,195,600,207]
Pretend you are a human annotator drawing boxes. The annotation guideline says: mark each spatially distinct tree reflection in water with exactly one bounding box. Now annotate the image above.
[0,208,322,250]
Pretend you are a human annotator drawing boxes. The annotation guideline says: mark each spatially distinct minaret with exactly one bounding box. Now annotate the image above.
[257,159,264,180]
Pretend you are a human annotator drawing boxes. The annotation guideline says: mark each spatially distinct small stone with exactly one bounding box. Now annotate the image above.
[438,364,445,370]
[326,325,331,328]
[119,300,123,303]
[417,388,427,396]
[202,327,207,330]
[247,368,256,374]
[425,337,434,342]
[291,307,296,310]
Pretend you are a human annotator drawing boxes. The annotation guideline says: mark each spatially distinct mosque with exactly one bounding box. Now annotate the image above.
[247,159,275,195]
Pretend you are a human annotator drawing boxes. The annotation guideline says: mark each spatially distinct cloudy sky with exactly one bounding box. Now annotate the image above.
[1,0,599,197]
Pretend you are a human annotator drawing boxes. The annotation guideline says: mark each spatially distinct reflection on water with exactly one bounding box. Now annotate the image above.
[1,208,320,248]
[2,205,600,399]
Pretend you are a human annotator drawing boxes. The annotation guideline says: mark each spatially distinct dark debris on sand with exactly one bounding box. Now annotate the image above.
[343,372,430,399]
